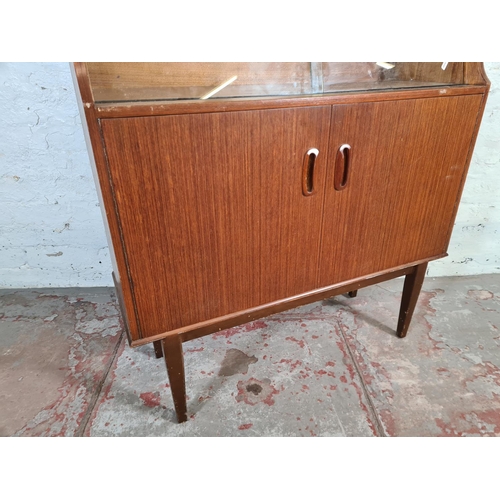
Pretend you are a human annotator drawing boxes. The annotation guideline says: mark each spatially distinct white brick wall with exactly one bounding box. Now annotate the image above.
[0,62,499,287]
[0,63,111,287]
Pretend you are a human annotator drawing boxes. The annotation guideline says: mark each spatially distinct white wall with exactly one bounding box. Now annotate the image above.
[0,63,111,287]
[0,62,499,288]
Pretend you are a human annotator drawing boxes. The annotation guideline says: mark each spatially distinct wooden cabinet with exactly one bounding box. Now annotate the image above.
[73,63,489,423]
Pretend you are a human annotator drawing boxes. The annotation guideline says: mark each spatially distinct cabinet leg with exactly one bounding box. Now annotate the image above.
[153,340,163,359]
[348,290,358,298]
[162,335,188,423]
[397,262,428,338]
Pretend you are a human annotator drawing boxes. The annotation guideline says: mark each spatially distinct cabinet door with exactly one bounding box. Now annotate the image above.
[101,107,331,337]
[318,95,483,286]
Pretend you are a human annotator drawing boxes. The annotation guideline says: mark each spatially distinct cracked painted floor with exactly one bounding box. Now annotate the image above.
[1,274,499,436]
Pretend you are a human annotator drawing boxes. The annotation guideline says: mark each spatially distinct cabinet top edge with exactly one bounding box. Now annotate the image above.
[91,84,488,119]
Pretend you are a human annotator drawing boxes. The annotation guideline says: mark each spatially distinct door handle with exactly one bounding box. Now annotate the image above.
[302,148,319,196]
[334,144,351,191]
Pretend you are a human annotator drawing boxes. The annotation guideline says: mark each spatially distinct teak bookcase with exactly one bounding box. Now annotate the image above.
[73,63,490,423]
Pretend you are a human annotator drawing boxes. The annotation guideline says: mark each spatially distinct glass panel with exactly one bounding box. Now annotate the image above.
[321,62,464,92]
[87,63,313,103]
[86,62,465,104]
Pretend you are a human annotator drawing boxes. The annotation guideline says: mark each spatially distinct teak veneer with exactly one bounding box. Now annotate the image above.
[73,63,489,423]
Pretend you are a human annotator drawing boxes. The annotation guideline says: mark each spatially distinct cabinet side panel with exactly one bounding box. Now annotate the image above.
[318,94,483,286]
[101,107,330,337]
[71,63,140,342]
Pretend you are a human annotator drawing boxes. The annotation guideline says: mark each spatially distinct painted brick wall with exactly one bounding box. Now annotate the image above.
[0,63,111,287]
[0,62,499,288]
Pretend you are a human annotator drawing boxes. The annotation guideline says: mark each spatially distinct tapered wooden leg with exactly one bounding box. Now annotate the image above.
[397,262,428,338]
[348,290,358,298]
[153,340,163,359]
[162,335,188,423]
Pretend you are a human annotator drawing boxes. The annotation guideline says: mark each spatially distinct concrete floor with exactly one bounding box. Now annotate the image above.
[1,274,499,436]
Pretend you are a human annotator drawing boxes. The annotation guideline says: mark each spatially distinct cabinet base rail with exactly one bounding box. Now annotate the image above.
[124,259,432,423]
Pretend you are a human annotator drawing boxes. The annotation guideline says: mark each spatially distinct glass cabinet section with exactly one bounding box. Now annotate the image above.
[86,62,466,104]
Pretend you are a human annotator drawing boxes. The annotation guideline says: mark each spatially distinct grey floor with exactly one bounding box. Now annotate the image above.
[1,274,499,436]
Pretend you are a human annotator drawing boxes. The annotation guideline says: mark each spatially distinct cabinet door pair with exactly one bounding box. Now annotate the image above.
[101,95,482,338]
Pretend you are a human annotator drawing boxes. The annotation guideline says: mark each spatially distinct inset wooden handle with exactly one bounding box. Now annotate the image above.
[334,144,351,191]
[302,148,319,196]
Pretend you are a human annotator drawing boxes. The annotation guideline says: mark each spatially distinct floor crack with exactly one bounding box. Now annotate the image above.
[336,318,387,437]
[76,331,124,437]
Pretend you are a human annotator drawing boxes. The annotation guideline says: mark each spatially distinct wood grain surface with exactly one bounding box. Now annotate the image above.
[101,107,331,338]
[317,94,483,287]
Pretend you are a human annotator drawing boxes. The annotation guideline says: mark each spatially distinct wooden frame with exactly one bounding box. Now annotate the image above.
[72,63,489,423]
